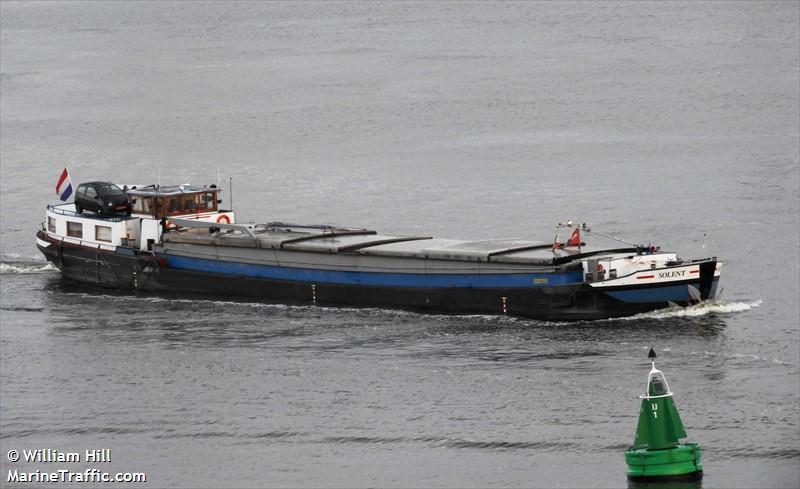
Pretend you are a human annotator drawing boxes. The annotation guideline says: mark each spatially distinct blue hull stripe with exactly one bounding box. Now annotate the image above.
[164,255,584,288]
[606,284,693,303]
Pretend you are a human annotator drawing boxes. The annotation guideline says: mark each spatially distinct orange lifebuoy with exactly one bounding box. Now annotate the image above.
[216,215,230,224]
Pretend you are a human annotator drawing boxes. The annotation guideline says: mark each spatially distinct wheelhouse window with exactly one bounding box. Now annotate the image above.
[132,196,154,215]
[128,188,219,219]
[66,221,83,238]
[162,193,213,216]
[95,225,112,243]
[48,216,56,233]
[167,198,180,214]
[200,192,218,211]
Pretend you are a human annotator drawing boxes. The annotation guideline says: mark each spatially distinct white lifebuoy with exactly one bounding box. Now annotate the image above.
[216,215,230,224]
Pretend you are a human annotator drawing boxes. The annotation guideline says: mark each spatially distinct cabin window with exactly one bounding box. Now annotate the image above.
[154,198,165,217]
[95,225,112,242]
[86,187,98,199]
[48,216,56,233]
[609,269,617,279]
[167,198,179,213]
[66,221,83,238]
[132,196,153,215]
[200,192,217,210]
[183,198,196,212]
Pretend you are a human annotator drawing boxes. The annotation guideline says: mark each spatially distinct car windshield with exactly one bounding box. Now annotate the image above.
[97,185,124,196]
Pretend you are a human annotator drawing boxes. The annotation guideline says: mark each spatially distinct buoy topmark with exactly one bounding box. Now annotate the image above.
[625,348,703,481]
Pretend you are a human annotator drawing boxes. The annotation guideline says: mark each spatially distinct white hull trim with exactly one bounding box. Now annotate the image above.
[589,262,722,288]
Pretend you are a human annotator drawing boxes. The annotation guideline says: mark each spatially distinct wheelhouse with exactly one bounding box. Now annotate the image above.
[126,185,222,219]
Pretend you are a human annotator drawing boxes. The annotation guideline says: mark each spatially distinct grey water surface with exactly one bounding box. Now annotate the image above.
[1,1,798,487]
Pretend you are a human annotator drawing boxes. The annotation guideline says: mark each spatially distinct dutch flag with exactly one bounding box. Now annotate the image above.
[55,167,73,202]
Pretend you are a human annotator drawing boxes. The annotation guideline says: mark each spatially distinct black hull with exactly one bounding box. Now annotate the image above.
[37,231,158,290]
[36,231,700,321]
[148,267,669,321]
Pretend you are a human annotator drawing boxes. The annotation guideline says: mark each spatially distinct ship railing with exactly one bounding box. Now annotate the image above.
[45,232,118,252]
[47,204,129,222]
[167,217,258,239]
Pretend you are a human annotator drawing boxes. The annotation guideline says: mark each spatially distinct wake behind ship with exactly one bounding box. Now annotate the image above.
[36,180,721,321]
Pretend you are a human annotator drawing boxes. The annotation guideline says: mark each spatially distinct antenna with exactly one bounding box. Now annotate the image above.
[552,223,561,249]
[228,177,233,211]
[584,227,639,247]
[155,183,160,223]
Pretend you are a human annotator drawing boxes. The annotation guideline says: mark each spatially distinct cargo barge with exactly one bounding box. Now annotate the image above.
[36,181,721,321]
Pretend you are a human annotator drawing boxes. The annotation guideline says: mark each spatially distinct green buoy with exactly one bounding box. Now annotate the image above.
[625,348,703,481]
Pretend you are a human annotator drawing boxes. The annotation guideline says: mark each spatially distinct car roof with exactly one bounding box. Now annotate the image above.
[79,181,117,187]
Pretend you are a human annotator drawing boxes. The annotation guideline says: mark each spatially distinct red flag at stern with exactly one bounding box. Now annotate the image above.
[566,228,581,247]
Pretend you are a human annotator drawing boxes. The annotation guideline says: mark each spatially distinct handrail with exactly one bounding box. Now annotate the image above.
[48,233,117,251]
[167,216,258,239]
[47,204,129,222]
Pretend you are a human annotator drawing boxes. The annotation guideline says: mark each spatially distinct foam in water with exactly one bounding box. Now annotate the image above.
[621,299,763,320]
[0,262,58,274]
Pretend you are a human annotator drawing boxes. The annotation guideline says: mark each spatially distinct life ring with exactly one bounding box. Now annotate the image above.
[216,215,230,224]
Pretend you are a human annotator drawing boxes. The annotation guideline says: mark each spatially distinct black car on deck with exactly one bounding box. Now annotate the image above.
[74,182,131,215]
